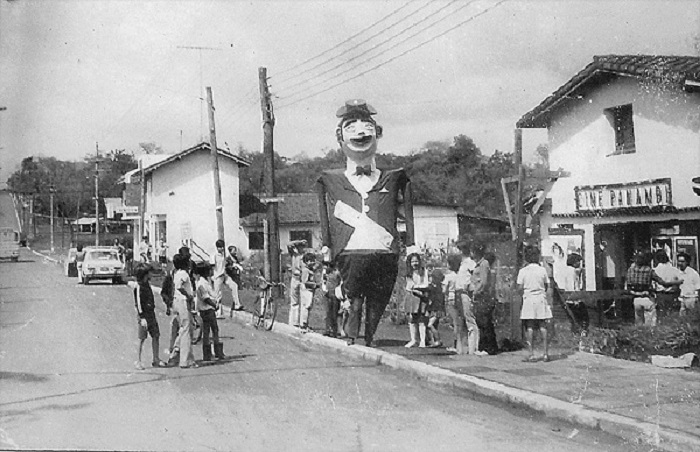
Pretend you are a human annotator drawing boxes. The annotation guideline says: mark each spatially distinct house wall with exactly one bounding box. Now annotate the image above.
[413,205,459,250]
[146,150,247,261]
[244,223,322,252]
[547,77,700,214]
[540,76,700,290]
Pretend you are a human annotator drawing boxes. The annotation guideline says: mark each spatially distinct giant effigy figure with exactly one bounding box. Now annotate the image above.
[316,99,415,346]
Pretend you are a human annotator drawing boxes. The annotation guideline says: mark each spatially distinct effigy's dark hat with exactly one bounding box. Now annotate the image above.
[336,99,377,121]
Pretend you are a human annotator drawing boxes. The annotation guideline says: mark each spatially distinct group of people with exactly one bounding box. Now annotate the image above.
[132,240,245,370]
[625,249,700,327]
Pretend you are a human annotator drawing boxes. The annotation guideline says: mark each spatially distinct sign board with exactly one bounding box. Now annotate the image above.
[258,197,285,204]
[575,178,671,213]
[121,214,140,220]
[115,205,139,214]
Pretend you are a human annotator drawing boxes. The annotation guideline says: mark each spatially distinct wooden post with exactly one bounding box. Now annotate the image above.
[95,142,100,247]
[259,67,281,288]
[206,86,225,242]
[139,158,145,244]
[49,186,55,252]
[510,128,525,341]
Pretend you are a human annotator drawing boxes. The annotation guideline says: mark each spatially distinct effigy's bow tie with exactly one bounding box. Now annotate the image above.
[354,165,373,176]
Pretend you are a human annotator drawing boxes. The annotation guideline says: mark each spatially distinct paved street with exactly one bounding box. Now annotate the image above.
[0,248,646,452]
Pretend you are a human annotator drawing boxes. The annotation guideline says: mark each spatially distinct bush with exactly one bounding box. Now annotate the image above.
[573,311,700,362]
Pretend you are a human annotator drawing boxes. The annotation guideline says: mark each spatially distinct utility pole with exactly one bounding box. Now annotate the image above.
[139,158,145,244]
[94,142,100,246]
[510,128,525,341]
[259,67,281,287]
[206,86,225,241]
[177,45,221,142]
[49,185,55,252]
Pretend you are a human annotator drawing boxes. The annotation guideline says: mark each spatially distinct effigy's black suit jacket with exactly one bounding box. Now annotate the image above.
[316,167,414,259]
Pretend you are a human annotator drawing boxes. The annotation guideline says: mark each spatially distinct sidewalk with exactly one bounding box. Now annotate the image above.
[229,308,700,452]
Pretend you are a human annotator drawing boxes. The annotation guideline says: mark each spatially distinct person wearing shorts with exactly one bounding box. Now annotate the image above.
[517,245,552,363]
[132,264,166,370]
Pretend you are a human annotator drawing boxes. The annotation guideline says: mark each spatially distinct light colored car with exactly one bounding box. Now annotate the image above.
[80,246,125,285]
[64,247,78,277]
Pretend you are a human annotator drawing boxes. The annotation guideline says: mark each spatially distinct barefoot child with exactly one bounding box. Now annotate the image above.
[443,254,464,353]
[133,264,166,370]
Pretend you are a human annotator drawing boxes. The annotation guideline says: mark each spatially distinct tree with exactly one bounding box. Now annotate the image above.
[138,142,163,155]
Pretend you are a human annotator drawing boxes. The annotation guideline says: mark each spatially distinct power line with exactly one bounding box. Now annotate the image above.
[271,1,414,80]
[276,0,465,101]
[277,0,509,111]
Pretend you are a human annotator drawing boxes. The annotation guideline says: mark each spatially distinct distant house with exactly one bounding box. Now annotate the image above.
[517,55,700,289]
[121,142,250,260]
[241,193,321,252]
[241,195,468,254]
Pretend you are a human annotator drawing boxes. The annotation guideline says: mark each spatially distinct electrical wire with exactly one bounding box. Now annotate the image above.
[271,1,434,91]
[271,1,415,80]
[277,0,508,110]
[276,0,467,101]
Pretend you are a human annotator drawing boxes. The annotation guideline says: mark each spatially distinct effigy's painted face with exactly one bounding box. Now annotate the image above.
[340,119,378,161]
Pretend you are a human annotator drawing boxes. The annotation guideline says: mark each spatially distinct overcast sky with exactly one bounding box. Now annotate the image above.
[1,0,698,183]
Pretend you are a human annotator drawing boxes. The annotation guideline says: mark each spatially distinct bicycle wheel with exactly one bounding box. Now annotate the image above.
[261,294,278,331]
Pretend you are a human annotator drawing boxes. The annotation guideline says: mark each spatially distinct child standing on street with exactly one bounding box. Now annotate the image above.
[517,245,553,362]
[335,283,350,338]
[321,260,342,337]
[443,254,464,354]
[404,253,430,348]
[299,252,318,332]
[133,264,166,370]
[426,268,445,347]
[195,263,225,362]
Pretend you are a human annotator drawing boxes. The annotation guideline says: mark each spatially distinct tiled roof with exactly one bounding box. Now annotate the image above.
[143,142,250,174]
[517,55,700,128]
[240,193,319,227]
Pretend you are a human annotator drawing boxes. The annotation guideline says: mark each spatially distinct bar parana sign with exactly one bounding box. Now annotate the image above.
[575,178,672,212]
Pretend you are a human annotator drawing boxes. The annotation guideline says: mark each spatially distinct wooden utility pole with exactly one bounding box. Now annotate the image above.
[206,86,225,241]
[177,45,221,141]
[139,158,145,244]
[49,185,55,252]
[94,143,100,247]
[259,67,281,286]
[510,128,525,340]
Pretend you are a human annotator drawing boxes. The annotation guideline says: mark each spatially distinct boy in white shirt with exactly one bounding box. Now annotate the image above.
[677,252,700,315]
[195,263,225,361]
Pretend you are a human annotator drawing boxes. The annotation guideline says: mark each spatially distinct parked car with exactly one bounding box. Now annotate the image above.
[80,246,125,285]
[0,227,20,262]
[64,247,78,277]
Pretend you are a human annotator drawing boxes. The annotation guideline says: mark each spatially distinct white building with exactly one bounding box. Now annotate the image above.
[518,55,700,290]
[123,142,250,261]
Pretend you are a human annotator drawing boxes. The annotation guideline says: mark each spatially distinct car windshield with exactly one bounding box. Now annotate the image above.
[87,251,119,261]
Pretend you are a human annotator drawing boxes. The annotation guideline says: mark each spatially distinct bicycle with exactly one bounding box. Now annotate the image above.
[252,278,285,331]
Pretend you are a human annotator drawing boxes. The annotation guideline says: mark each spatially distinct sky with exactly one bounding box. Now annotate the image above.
[1,0,699,184]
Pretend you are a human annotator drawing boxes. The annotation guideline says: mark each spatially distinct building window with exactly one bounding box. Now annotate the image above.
[249,231,264,250]
[290,230,312,248]
[605,104,636,155]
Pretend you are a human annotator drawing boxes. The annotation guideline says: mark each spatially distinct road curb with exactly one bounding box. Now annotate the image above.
[228,308,700,452]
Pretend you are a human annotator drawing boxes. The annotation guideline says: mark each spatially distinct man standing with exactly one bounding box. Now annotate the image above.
[677,252,700,316]
[316,99,415,347]
[138,236,151,263]
[653,250,682,318]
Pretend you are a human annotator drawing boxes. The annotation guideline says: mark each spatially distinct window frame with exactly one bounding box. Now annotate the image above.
[605,103,636,156]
